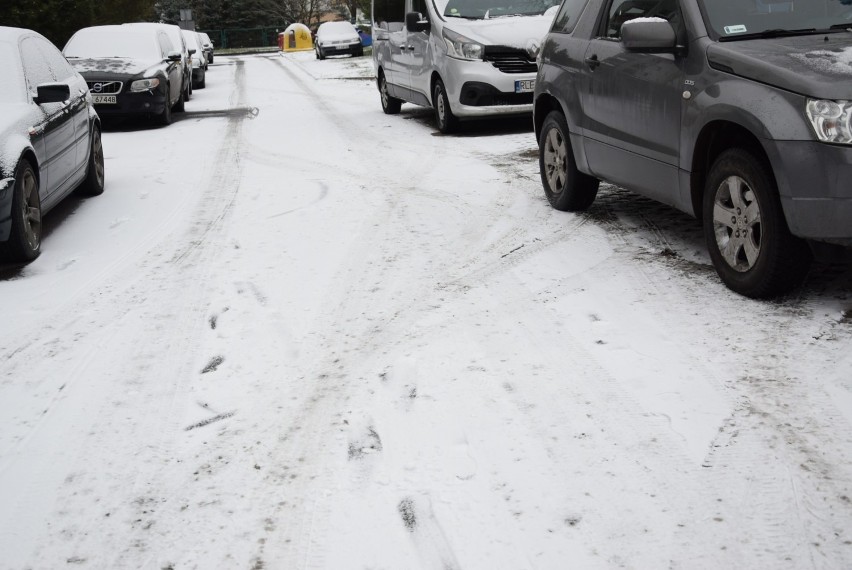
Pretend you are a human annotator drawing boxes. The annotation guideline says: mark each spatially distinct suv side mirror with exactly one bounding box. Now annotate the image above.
[188,48,196,55]
[621,19,676,52]
[405,11,430,33]
[34,83,70,105]
[166,50,182,62]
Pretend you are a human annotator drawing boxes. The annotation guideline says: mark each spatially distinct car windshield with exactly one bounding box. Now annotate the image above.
[438,0,559,19]
[698,0,852,39]
[64,28,160,60]
[0,42,24,103]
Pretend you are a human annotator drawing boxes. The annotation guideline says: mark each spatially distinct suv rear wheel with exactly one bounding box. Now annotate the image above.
[539,111,599,211]
[703,148,812,298]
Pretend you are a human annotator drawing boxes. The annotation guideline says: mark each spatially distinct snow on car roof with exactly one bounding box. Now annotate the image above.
[0,36,25,103]
[63,25,161,61]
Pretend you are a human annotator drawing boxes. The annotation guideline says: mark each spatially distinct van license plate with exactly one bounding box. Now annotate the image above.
[515,80,534,93]
[93,95,117,104]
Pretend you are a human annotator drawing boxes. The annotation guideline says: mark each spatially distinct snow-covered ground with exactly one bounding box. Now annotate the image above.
[1,51,851,569]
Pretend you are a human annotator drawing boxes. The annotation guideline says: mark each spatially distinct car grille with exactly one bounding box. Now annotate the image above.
[87,81,123,95]
[483,48,537,74]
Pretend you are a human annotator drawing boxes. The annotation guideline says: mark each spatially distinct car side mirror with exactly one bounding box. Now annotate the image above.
[621,19,676,52]
[188,48,196,55]
[34,83,70,105]
[406,11,430,33]
[166,50,182,62]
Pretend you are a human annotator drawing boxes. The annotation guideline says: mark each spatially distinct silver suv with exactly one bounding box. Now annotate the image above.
[534,0,852,298]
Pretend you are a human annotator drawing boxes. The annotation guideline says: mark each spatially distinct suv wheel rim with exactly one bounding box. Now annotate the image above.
[712,175,762,272]
[436,87,445,123]
[21,168,41,249]
[543,127,567,194]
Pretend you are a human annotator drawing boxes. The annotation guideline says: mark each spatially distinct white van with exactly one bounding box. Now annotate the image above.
[371,0,559,132]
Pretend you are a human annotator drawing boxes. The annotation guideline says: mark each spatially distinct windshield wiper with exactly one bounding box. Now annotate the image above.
[720,28,819,41]
[829,23,852,31]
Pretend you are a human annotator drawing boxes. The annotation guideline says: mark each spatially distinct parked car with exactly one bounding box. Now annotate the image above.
[372,0,559,132]
[199,32,214,64]
[63,25,185,125]
[123,22,192,104]
[315,21,363,60]
[181,29,206,89]
[533,0,852,298]
[0,26,104,262]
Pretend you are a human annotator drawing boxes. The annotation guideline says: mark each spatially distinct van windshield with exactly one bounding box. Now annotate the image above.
[698,0,852,39]
[440,0,559,19]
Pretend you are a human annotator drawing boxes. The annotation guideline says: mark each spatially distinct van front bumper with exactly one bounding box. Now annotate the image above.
[443,57,535,118]
[773,140,852,245]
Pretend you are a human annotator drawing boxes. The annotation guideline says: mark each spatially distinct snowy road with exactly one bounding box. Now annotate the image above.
[1,52,851,569]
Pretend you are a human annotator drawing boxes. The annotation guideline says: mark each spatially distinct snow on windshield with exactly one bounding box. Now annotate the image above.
[182,32,200,51]
[790,46,852,76]
[441,0,559,19]
[0,42,25,103]
[64,27,160,60]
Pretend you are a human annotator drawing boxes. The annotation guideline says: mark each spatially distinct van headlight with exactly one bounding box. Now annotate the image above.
[806,99,852,144]
[443,28,483,61]
[130,78,161,92]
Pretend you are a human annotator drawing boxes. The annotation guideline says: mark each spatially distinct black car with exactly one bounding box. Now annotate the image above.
[63,25,185,125]
[0,26,104,262]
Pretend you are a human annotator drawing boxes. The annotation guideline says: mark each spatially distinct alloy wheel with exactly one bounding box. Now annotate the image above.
[712,175,762,272]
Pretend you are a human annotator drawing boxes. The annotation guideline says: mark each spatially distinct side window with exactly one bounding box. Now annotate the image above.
[374,0,406,30]
[157,33,172,58]
[604,0,682,39]
[410,0,429,20]
[552,0,589,33]
[20,36,55,93]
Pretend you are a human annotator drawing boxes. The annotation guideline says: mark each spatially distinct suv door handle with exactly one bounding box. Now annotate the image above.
[585,54,600,70]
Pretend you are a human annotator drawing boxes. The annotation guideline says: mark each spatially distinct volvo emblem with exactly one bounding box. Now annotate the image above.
[93,83,103,93]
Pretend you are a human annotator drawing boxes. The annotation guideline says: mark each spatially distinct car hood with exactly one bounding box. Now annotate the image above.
[68,57,162,78]
[440,12,555,50]
[706,35,852,100]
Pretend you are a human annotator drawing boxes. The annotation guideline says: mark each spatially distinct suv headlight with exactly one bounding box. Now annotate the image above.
[806,99,852,144]
[443,28,483,61]
[130,78,161,92]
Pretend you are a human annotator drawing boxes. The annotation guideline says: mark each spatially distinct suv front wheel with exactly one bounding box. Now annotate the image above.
[538,111,599,211]
[703,148,812,298]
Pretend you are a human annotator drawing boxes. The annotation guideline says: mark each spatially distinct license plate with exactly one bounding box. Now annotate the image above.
[93,95,116,104]
[515,79,535,93]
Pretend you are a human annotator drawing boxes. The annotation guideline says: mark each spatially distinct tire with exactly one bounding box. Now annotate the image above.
[0,160,42,262]
[209,54,213,63]
[174,84,186,112]
[199,70,206,89]
[538,111,599,211]
[703,148,812,298]
[432,78,458,134]
[77,124,104,197]
[159,86,172,126]
[379,71,401,115]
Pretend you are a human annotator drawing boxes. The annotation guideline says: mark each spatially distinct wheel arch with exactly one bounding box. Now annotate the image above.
[533,93,565,142]
[689,121,773,224]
